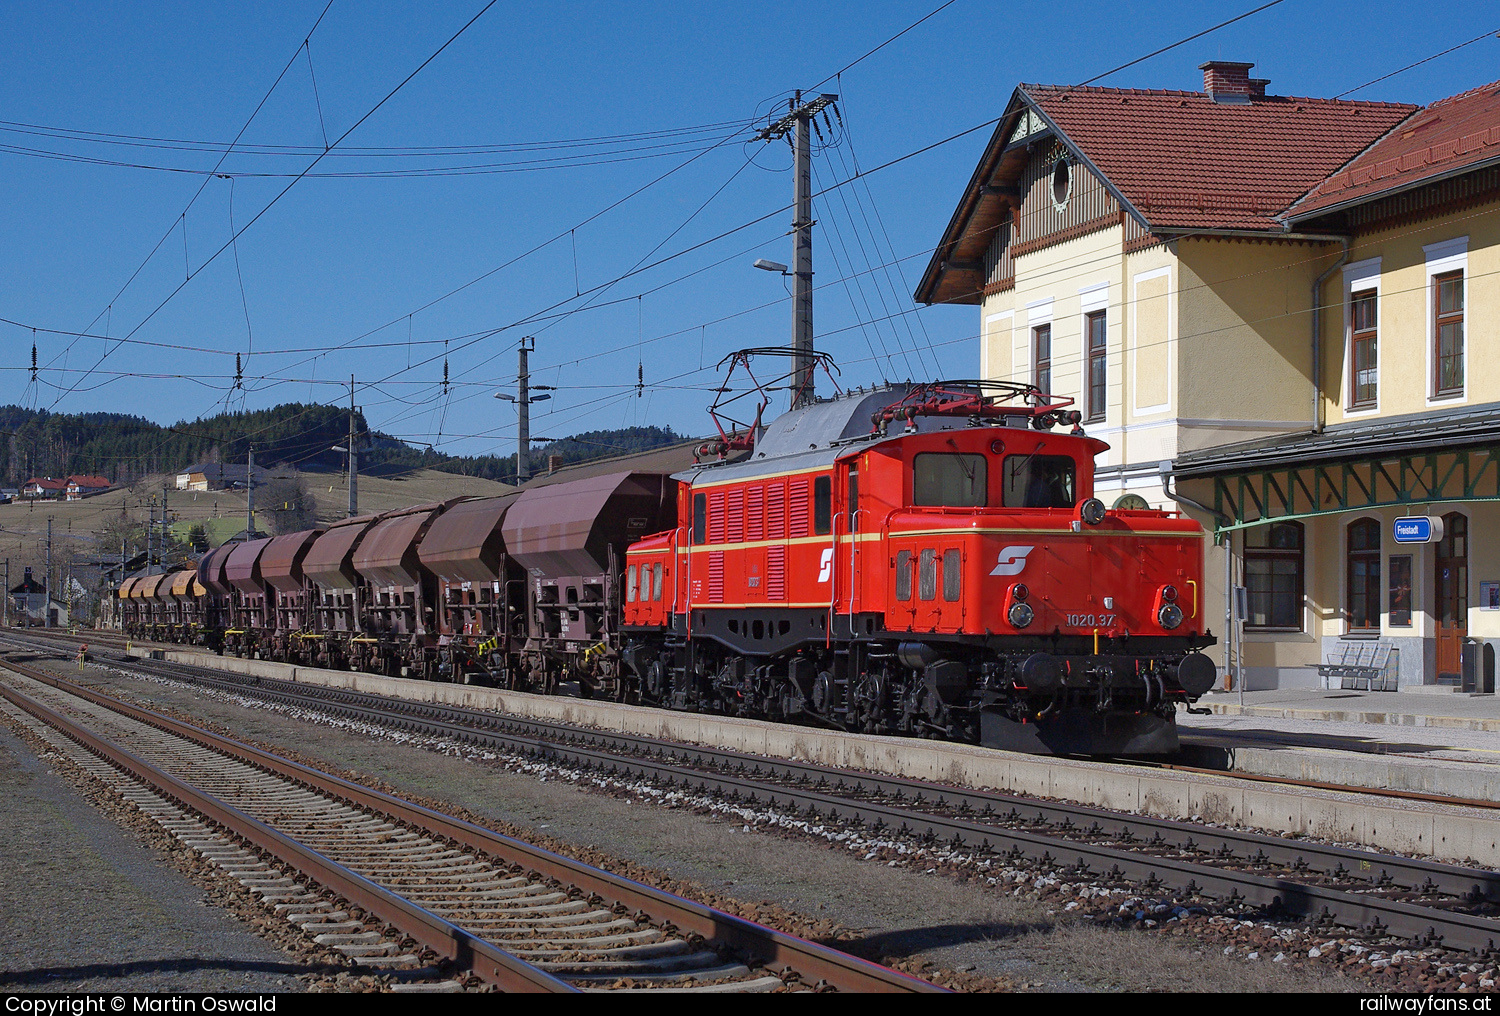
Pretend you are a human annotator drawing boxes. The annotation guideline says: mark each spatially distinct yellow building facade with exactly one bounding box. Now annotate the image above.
[919,62,1500,690]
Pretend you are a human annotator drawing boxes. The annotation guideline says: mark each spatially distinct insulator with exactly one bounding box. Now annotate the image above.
[637,362,644,398]
[443,358,449,395]
[30,343,37,382]
[812,117,825,144]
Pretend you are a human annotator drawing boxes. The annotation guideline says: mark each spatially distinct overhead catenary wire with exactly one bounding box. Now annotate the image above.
[25,0,1310,474]
[38,0,338,385]
[44,0,503,410]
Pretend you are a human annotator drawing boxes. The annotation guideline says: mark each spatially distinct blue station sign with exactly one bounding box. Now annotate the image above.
[1393,516,1445,544]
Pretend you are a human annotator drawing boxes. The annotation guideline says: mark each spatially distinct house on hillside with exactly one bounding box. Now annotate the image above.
[23,477,66,500]
[64,475,111,500]
[176,462,266,491]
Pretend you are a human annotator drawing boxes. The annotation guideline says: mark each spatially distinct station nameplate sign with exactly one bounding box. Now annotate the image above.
[1393,516,1444,544]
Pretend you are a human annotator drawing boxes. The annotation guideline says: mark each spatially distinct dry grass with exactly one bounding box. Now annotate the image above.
[0,468,514,579]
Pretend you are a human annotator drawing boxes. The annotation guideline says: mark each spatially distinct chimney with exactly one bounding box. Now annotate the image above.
[1199,61,1255,103]
[1249,78,1270,98]
[547,454,562,475]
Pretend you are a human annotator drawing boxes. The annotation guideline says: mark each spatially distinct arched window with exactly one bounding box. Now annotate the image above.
[1244,521,1304,630]
[1347,518,1381,632]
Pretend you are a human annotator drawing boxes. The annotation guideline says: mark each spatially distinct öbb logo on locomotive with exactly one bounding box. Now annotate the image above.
[989,546,1034,576]
[121,376,1218,757]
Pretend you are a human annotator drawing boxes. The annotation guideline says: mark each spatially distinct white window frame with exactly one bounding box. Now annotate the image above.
[1131,266,1172,415]
[1079,283,1110,424]
[1424,237,1468,406]
[1025,298,1053,394]
[1342,257,1381,416]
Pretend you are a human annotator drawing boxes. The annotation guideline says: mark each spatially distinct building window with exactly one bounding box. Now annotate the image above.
[1347,518,1381,633]
[1388,555,1412,627]
[1350,289,1377,408]
[1086,310,1106,422]
[1243,522,1303,631]
[1434,270,1464,396]
[1033,323,1051,394]
[1051,158,1072,210]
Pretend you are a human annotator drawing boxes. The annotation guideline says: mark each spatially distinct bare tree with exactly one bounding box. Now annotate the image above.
[261,471,317,534]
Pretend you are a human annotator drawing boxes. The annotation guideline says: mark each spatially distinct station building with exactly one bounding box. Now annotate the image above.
[917,61,1500,690]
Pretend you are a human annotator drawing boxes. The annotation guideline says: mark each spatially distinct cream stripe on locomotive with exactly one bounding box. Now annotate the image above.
[682,533,876,554]
[893,527,1191,540]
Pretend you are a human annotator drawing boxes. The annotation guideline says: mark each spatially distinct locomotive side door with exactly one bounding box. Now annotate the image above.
[935,542,965,633]
[889,542,918,631]
[838,460,861,619]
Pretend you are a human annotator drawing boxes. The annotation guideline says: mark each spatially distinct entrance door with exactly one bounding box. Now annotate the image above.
[1435,512,1468,682]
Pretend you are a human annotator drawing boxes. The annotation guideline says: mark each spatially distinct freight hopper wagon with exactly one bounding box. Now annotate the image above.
[622,382,1218,755]
[501,472,677,697]
[260,528,323,660]
[413,492,526,683]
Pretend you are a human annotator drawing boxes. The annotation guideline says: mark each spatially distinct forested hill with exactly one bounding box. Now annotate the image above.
[0,403,683,486]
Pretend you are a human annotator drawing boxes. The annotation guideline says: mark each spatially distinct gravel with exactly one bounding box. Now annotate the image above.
[41,658,1390,993]
[0,717,318,992]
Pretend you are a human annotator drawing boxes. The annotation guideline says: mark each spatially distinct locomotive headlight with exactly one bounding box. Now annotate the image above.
[1158,602,1184,630]
[1161,584,1178,602]
[1008,601,1035,629]
[1079,497,1106,526]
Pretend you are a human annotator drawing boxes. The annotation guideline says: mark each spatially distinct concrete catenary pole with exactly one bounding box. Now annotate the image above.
[792,97,813,408]
[348,375,359,518]
[517,337,533,484]
[757,92,835,410]
[246,446,255,540]
[45,517,51,628]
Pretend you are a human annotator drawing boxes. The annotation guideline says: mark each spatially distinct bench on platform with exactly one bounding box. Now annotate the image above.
[1317,641,1397,691]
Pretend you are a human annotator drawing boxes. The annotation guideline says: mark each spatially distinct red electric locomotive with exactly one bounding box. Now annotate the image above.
[622,368,1217,754]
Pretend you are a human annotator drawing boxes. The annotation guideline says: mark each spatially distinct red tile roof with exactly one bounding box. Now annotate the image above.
[1285,79,1500,222]
[24,477,65,490]
[66,475,110,489]
[1025,85,1416,231]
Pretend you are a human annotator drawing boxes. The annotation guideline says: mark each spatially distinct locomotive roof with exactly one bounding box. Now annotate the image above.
[675,383,1025,485]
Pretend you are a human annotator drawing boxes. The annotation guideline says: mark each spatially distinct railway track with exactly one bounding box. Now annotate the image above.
[20,632,1500,951]
[0,653,939,994]
[38,632,1500,961]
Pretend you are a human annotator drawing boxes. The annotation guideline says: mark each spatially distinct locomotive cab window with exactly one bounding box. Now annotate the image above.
[913,453,987,507]
[813,475,832,535]
[1002,454,1075,508]
[652,563,663,601]
[626,566,637,602]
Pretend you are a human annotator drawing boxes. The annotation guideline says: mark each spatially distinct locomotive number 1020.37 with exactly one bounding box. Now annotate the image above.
[1065,613,1116,628]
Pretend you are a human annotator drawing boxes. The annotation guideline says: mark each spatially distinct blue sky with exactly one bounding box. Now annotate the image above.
[3,1,1497,462]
